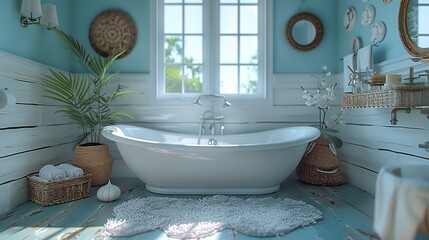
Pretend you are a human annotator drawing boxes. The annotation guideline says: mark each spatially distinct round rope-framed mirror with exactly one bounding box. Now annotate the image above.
[285,12,324,52]
[398,0,429,59]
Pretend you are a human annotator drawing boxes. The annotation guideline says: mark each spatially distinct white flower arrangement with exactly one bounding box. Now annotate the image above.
[301,65,343,148]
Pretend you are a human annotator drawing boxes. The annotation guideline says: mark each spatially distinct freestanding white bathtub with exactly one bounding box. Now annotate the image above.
[102,125,320,195]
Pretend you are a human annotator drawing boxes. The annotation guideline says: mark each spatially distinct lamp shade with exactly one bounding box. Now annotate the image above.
[20,0,43,18]
[40,4,59,28]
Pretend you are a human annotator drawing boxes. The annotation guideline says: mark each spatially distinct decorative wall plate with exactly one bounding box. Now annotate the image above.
[89,9,137,59]
[344,7,357,31]
[370,21,386,44]
[361,5,376,26]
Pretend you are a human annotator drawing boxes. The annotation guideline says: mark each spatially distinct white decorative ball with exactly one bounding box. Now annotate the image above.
[97,180,121,202]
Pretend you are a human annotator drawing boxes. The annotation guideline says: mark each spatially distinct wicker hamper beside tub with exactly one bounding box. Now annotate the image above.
[296,138,346,186]
[27,174,92,206]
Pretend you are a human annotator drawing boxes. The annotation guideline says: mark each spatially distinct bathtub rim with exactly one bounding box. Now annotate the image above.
[102,124,321,150]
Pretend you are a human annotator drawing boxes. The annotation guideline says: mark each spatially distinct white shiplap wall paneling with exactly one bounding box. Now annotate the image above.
[339,55,429,194]
[0,143,74,184]
[0,51,75,214]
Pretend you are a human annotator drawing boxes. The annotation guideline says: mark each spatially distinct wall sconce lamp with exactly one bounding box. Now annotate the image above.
[20,0,59,28]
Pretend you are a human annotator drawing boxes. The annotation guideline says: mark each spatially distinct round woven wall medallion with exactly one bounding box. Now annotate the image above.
[89,9,137,59]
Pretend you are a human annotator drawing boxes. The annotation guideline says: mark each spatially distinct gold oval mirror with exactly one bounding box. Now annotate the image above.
[285,12,323,52]
[398,0,429,58]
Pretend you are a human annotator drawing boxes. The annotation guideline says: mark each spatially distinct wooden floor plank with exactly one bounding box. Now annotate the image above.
[0,177,383,240]
[295,181,377,240]
[324,185,375,218]
[278,179,363,240]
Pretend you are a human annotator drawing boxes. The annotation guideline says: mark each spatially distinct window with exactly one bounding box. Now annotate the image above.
[416,2,429,46]
[156,0,266,99]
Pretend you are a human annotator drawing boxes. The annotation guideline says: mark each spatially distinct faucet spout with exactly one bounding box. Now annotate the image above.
[390,107,411,125]
[194,95,229,141]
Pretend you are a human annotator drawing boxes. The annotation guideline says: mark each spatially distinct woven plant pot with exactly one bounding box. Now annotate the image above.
[296,138,346,186]
[73,144,113,186]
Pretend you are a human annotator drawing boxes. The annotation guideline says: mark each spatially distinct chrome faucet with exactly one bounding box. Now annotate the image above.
[200,110,225,136]
[209,121,215,135]
[194,95,231,144]
[390,107,411,125]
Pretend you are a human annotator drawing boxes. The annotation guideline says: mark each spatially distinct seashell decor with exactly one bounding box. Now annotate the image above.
[97,180,121,202]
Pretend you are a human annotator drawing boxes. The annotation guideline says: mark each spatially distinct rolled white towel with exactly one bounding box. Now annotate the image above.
[57,164,84,178]
[30,175,49,183]
[39,164,66,181]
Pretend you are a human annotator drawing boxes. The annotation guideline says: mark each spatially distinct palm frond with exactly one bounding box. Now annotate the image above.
[44,29,136,144]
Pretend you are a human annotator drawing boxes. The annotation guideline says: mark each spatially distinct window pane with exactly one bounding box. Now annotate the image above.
[418,36,429,48]
[220,6,237,34]
[220,0,238,3]
[220,36,237,63]
[240,36,258,64]
[185,0,202,3]
[165,0,182,3]
[240,6,258,34]
[240,65,258,94]
[220,65,238,94]
[165,66,183,93]
[418,6,429,32]
[185,5,202,34]
[184,65,203,93]
[185,36,202,64]
[165,5,183,34]
[165,36,183,63]
[240,0,258,3]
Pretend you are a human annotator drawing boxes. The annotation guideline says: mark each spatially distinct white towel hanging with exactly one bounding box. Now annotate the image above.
[357,45,373,72]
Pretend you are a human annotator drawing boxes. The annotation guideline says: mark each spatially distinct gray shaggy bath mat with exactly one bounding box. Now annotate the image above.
[104,195,322,238]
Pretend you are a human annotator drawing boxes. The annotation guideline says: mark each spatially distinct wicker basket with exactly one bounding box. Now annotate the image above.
[73,144,113,186]
[342,89,429,109]
[296,138,346,186]
[27,174,92,206]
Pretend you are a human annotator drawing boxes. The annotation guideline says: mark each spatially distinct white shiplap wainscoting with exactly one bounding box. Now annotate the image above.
[0,51,74,214]
[338,56,429,194]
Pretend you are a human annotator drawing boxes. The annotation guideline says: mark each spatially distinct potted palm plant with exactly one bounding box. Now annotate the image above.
[42,29,134,186]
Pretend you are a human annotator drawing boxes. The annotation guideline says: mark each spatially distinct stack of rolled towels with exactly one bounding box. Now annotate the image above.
[33,164,84,182]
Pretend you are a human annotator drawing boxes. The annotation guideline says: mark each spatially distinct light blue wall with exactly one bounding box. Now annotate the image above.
[335,0,408,71]
[273,0,338,73]
[0,0,73,70]
[0,0,411,74]
[70,0,150,73]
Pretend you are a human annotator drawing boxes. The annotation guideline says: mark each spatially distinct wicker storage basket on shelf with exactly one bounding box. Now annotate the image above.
[296,138,346,186]
[341,89,429,109]
[27,174,92,206]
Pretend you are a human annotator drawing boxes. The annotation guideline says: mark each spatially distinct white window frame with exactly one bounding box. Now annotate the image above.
[154,0,268,102]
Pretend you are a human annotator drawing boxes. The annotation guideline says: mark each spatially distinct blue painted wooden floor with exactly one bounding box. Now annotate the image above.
[0,177,424,240]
